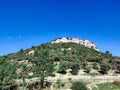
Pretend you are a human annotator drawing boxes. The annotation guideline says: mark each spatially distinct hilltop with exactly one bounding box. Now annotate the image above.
[51,37,99,51]
[0,37,120,90]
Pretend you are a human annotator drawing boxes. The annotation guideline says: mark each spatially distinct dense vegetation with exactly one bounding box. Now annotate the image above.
[0,42,120,89]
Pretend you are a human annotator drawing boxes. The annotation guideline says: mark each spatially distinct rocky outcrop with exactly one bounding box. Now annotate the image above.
[51,37,99,51]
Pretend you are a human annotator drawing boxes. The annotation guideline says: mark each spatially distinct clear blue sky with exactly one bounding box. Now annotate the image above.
[0,0,120,56]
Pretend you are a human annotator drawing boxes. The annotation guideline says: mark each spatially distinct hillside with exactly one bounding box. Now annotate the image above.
[0,37,120,90]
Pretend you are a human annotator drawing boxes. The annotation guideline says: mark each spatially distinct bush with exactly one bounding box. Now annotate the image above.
[58,61,80,75]
[100,63,110,74]
[93,63,99,70]
[59,62,70,70]
[72,81,87,90]
[84,66,91,73]
[68,78,72,81]
[71,63,80,75]
[45,82,52,88]
[113,81,120,86]
[56,79,65,88]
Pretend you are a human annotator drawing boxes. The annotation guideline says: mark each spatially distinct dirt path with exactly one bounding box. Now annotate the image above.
[47,75,120,83]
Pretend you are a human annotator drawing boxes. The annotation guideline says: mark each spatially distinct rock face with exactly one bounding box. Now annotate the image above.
[51,37,99,51]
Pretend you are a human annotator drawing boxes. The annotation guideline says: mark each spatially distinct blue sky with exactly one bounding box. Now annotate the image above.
[0,0,120,56]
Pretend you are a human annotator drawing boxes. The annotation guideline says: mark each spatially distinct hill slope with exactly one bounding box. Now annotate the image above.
[0,37,120,90]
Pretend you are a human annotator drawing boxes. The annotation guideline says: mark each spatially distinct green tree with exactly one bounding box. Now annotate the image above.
[0,61,17,90]
[20,48,24,53]
[105,51,112,58]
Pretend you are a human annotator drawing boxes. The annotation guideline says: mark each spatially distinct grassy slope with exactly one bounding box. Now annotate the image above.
[96,83,120,90]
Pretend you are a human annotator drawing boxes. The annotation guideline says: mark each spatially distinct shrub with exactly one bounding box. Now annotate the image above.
[100,63,110,74]
[45,82,52,88]
[72,81,87,90]
[56,79,65,88]
[68,78,72,81]
[84,66,91,73]
[61,83,65,87]
[58,61,72,74]
[113,81,120,86]
[71,63,80,75]
[93,63,99,70]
